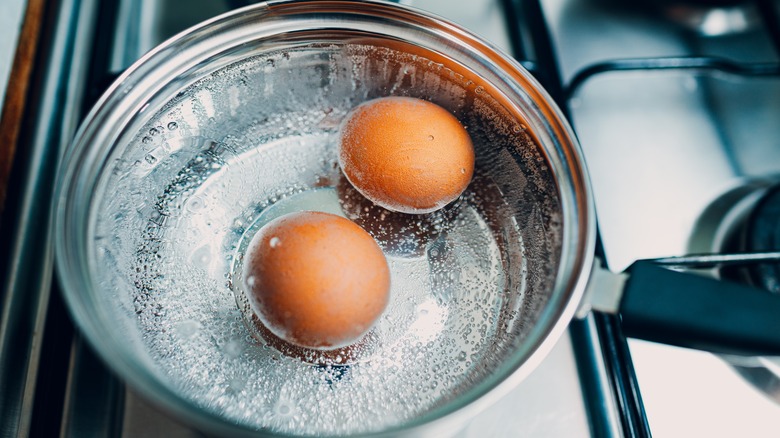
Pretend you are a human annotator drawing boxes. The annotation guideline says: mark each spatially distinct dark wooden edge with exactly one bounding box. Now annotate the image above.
[0,0,46,221]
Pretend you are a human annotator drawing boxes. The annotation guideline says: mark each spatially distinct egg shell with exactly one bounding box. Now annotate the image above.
[243,211,390,350]
[338,96,475,214]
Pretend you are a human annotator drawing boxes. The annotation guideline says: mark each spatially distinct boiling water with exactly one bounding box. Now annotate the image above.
[90,44,558,435]
[123,132,521,435]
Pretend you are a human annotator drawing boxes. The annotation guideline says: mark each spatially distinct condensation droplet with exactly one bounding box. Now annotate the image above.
[270,237,281,248]
[427,135,434,141]
[167,121,178,130]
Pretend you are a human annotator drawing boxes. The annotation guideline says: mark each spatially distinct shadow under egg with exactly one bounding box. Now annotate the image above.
[245,312,379,366]
[336,173,448,259]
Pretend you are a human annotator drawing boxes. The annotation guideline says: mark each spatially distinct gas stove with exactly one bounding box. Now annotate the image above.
[1,0,779,436]
[545,0,780,435]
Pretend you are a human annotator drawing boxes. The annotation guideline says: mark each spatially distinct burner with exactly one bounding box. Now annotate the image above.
[686,180,780,404]
[686,179,771,259]
[740,184,780,294]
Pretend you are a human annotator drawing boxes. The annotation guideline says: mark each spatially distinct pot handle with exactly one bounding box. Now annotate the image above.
[586,260,780,356]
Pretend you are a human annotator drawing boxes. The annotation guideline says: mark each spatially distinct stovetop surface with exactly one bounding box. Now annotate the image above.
[4,0,780,436]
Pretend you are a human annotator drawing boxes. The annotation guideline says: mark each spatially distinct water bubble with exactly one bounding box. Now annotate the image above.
[457,351,467,361]
[427,135,434,141]
[186,196,205,212]
[191,245,211,267]
[229,376,245,392]
[149,127,160,136]
[144,154,157,164]
[270,237,281,248]
[175,320,200,339]
[246,276,256,287]
[167,121,178,130]
[141,136,152,144]
[224,338,244,358]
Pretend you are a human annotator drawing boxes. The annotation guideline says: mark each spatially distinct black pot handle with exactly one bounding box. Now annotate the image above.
[615,260,780,356]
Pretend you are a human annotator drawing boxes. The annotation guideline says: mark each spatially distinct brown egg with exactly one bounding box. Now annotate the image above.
[338,97,475,214]
[243,211,390,350]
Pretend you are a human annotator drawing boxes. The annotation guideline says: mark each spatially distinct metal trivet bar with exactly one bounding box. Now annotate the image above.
[566,56,780,99]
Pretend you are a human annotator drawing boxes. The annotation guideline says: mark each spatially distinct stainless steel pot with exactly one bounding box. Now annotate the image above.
[53,1,780,436]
